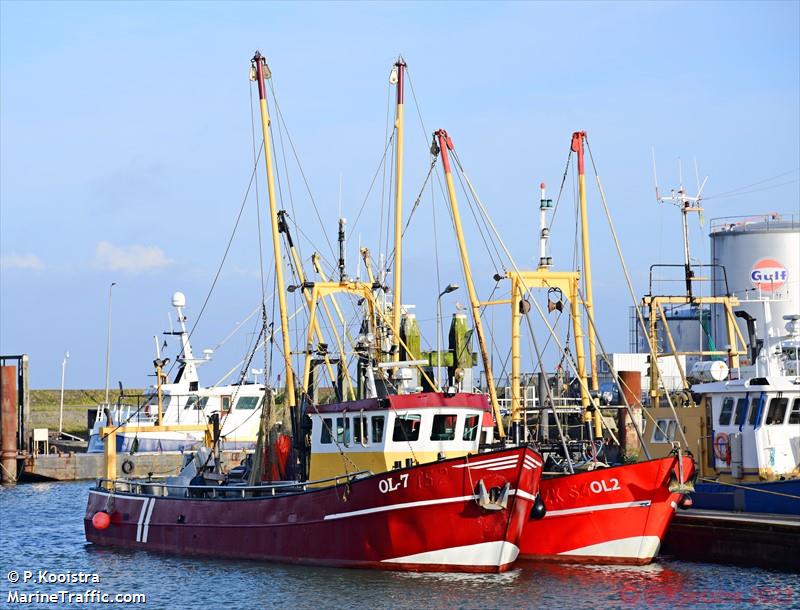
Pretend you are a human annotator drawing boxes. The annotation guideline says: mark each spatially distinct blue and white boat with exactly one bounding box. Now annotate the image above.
[87,292,267,454]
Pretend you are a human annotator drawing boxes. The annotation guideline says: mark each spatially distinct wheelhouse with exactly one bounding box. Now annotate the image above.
[308,392,494,480]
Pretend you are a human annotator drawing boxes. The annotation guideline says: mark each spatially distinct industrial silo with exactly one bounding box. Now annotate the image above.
[710,214,800,360]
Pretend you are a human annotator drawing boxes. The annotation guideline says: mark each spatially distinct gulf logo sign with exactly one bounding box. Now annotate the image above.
[750,258,788,293]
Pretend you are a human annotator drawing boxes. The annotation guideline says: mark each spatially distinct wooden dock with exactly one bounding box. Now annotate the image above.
[662,509,800,571]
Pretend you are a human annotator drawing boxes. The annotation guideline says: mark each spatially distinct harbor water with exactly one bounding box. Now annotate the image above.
[0,482,796,609]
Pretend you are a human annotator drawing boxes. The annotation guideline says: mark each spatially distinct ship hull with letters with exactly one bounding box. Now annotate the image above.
[85,445,541,573]
[519,454,694,564]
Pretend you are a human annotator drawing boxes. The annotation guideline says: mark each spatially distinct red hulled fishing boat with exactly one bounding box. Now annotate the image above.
[85,439,541,572]
[84,53,544,574]
[521,454,694,564]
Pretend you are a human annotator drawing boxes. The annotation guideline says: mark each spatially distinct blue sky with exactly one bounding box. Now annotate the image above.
[1,1,798,389]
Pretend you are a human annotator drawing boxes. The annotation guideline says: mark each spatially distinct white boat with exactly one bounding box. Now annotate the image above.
[87,292,267,454]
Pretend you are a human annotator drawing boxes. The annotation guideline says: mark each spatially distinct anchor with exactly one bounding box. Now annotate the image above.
[476,480,510,511]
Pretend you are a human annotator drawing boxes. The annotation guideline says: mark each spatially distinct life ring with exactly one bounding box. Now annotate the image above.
[713,433,730,464]
[121,459,134,475]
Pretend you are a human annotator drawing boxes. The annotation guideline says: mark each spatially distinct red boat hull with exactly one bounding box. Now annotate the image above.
[85,446,541,573]
[519,455,694,565]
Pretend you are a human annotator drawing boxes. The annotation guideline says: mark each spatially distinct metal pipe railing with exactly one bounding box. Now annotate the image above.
[94,469,373,498]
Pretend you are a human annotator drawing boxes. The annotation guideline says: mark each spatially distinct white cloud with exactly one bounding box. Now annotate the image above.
[1,253,45,270]
[93,241,172,273]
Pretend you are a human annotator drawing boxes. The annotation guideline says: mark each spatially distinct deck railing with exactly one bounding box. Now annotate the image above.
[95,469,373,498]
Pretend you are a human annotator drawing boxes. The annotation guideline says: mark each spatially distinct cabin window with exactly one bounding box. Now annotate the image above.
[353,416,368,444]
[146,394,171,410]
[430,414,457,441]
[733,398,748,427]
[371,416,385,443]
[392,414,421,442]
[748,399,761,426]
[221,396,231,413]
[788,399,800,425]
[336,417,350,444]
[718,398,735,425]
[463,415,479,441]
[765,398,789,425]
[652,419,677,443]
[184,395,207,410]
[235,396,261,410]
[321,418,333,444]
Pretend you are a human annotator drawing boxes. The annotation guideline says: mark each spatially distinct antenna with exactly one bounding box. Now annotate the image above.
[653,154,710,299]
[338,173,343,219]
[651,147,660,200]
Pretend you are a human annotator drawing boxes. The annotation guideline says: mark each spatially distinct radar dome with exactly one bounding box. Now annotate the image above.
[172,292,186,308]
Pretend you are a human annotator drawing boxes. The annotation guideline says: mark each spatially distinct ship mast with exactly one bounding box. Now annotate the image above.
[251,52,296,413]
[571,132,599,396]
[434,129,505,439]
[390,58,406,363]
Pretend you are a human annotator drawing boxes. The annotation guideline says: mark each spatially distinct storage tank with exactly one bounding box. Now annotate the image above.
[710,214,799,359]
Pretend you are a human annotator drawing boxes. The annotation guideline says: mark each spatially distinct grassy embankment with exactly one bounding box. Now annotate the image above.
[30,389,144,439]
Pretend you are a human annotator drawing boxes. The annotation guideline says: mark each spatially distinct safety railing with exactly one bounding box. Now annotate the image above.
[94,469,373,498]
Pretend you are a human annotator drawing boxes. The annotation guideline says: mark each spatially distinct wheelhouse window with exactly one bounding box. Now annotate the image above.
[146,394,171,410]
[221,396,231,413]
[430,414,457,441]
[235,396,261,410]
[463,415,479,441]
[765,397,788,425]
[321,417,333,444]
[718,398,734,425]
[748,399,761,426]
[652,419,677,443]
[788,399,800,425]
[336,417,350,445]
[353,416,368,444]
[392,414,421,442]
[371,416,385,443]
[184,395,207,410]
[733,398,748,426]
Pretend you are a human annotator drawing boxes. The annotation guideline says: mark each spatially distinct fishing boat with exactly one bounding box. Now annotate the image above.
[428,128,695,564]
[643,301,799,515]
[87,291,265,454]
[628,178,799,515]
[84,53,543,573]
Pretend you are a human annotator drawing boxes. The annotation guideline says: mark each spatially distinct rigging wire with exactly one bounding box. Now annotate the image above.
[584,136,689,447]
[703,167,799,200]
[377,80,393,266]
[351,132,395,235]
[548,147,574,230]
[268,79,337,261]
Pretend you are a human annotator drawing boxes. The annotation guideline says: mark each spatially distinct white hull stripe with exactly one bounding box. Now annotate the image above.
[323,487,535,521]
[523,456,542,470]
[544,500,651,518]
[560,535,661,560]
[452,455,519,469]
[510,489,537,502]
[453,459,519,471]
[382,540,520,567]
[324,494,477,520]
[141,497,157,543]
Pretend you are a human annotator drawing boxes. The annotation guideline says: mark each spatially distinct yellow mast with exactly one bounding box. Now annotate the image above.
[434,129,505,438]
[251,52,296,412]
[390,59,406,363]
[311,253,356,400]
[572,131,601,437]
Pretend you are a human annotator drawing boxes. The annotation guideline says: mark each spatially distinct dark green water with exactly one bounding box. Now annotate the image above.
[0,482,796,609]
